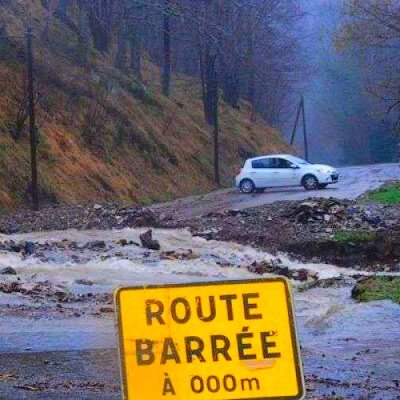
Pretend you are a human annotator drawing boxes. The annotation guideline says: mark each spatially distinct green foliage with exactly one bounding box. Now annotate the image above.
[352,277,400,304]
[334,230,378,243]
[367,183,400,204]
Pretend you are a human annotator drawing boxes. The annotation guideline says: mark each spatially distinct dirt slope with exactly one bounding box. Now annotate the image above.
[0,1,291,209]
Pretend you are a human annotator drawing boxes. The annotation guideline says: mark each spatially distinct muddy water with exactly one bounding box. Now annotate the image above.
[1,228,400,398]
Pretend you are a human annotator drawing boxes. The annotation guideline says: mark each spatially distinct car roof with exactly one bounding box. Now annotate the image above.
[246,154,293,162]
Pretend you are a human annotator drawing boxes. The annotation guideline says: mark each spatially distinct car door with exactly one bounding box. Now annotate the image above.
[269,158,297,187]
[250,158,274,187]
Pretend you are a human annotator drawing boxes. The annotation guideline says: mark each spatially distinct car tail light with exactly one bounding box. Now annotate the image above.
[237,169,242,175]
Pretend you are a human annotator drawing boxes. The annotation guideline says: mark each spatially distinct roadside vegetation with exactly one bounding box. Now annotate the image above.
[334,230,378,244]
[366,182,400,204]
[352,277,400,304]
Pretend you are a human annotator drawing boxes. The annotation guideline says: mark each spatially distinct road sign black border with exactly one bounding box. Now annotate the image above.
[115,277,305,400]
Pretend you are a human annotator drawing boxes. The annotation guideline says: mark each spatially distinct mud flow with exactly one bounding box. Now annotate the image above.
[1,228,399,398]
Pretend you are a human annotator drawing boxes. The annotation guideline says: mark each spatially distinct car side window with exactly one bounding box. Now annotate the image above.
[275,158,292,169]
[252,158,272,169]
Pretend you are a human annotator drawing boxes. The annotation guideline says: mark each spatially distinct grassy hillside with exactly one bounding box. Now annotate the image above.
[0,1,291,209]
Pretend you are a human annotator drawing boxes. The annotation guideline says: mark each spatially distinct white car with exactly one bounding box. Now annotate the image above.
[235,154,339,193]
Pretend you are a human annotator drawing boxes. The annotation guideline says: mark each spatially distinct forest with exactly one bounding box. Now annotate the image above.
[0,0,398,207]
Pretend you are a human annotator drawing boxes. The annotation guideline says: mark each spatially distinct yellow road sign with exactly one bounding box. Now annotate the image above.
[115,278,305,400]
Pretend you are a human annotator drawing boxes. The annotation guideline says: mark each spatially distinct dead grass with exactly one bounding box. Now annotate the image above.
[0,0,292,208]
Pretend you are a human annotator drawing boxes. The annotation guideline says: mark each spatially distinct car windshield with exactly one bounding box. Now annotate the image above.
[287,156,311,165]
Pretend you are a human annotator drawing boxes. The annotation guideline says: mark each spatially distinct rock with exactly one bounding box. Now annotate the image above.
[323,214,332,223]
[226,209,248,217]
[100,306,114,313]
[117,239,139,247]
[139,230,160,250]
[75,279,94,286]
[193,229,219,240]
[0,267,17,275]
[93,204,103,210]
[118,239,129,246]
[247,261,290,278]
[205,211,224,218]
[291,269,310,282]
[330,205,344,215]
[296,211,311,224]
[247,261,317,282]
[298,201,318,212]
[247,261,273,275]
[123,209,158,227]
[86,240,106,250]
[10,243,22,253]
[0,282,20,294]
[24,242,36,255]
[160,250,198,260]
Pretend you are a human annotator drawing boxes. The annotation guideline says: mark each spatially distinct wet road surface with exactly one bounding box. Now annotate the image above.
[151,163,399,219]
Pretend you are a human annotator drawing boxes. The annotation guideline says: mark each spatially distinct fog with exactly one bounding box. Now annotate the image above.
[285,0,396,166]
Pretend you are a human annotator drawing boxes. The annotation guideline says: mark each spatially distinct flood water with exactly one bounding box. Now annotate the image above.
[1,228,399,398]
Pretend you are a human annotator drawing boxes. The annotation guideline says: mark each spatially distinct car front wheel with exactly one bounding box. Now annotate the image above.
[239,179,255,194]
[302,174,319,190]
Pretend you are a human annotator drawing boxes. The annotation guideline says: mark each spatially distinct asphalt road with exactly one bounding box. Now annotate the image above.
[152,163,400,220]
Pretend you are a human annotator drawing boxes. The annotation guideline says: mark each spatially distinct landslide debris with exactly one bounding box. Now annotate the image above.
[0,195,399,272]
[247,260,318,282]
[0,203,160,234]
[139,229,161,250]
[171,197,400,271]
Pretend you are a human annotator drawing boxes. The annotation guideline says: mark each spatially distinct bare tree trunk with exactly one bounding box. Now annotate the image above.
[205,51,220,185]
[213,89,220,186]
[87,1,112,54]
[162,0,171,97]
[130,34,142,81]
[199,52,210,123]
[41,0,51,41]
[116,28,128,70]
[248,33,256,122]
[222,69,239,109]
[77,5,91,64]
[56,0,67,20]
[205,50,217,126]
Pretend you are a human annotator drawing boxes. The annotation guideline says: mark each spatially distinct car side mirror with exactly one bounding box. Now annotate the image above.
[290,164,300,169]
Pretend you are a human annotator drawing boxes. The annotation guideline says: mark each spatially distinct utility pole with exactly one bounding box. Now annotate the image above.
[290,96,309,162]
[290,99,302,146]
[27,27,39,210]
[301,95,309,161]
